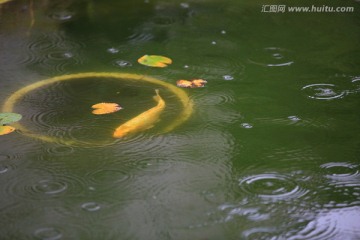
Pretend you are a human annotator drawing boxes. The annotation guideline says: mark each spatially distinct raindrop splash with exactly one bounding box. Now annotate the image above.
[301,84,346,100]
[238,173,308,201]
[249,47,294,67]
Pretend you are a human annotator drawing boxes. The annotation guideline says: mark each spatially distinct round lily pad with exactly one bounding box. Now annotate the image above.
[0,112,22,125]
[137,55,172,67]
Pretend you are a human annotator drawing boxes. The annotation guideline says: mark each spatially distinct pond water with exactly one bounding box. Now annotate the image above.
[1,0,360,239]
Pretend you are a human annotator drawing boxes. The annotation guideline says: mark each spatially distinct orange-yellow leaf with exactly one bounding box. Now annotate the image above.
[138,55,172,67]
[191,79,208,88]
[176,79,207,88]
[176,80,193,88]
[91,102,122,115]
[0,126,15,136]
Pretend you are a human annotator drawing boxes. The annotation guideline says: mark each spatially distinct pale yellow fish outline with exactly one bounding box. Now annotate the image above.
[2,72,193,146]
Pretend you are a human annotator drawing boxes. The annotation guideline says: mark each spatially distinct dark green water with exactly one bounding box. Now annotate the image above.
[1,0,360,239]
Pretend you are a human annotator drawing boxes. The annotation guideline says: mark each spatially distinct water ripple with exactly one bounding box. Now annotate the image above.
[253,116,333,129]
[194,90,236,106]
[248,47,294,67]
[22,32,84,73]
[32,223,94,240]
[180,56,245,81]
[49,10,74,22]
[238,173,308,201]
[127,31,154,45]
[81,202,102,212]
[151,16,177,26]
[87,168,131,186]
[197,107,242,128]
[350,76,360,94]
[33,179,68,195]
[33,227,63,240]
[287,207,360,240]
[112,59,133,68]
[0,154,19,174]
[301,83,346,100]
[320,162,360,186]
[242,227,278,239]
[112,134,173,162]
[5,172,87,200]
[45,145,74,155]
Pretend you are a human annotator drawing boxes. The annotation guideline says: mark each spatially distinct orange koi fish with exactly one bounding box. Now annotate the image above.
[113,89,165,138]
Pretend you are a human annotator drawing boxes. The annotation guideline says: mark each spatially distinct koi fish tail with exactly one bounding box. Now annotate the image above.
[153,89,160,102]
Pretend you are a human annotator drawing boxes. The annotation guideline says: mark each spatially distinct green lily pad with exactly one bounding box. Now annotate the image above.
[137,55,172,67]
[0,112,22,125]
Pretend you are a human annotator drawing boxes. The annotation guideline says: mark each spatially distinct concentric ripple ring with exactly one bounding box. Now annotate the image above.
[2,72,193,146]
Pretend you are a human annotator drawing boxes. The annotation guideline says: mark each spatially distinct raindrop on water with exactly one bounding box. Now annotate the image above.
[180,3,190,8]
[301,84,346,100]
[248,47,294,67]
[49,10,73,21]
[238,173,308,201]
[241,123,253,129]
[0,165,9,174]
[288,115,301,122]
[320,162,359,180]
[81,202,101,212]
[107,48,119,54]
[223,75,234,81]
[34,179,68,195]
[113,60,132,67]
[33,227,62,240]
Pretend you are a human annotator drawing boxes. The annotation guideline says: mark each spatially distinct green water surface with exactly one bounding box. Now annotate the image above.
[0,0,360,239]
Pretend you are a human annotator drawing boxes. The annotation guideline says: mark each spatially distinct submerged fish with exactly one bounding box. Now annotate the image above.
[113,89,166,138]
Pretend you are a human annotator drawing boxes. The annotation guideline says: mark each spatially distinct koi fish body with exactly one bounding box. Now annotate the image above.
[113,89,165,138]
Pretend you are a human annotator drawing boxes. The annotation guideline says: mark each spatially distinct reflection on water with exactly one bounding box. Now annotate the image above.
[1,0,360,239]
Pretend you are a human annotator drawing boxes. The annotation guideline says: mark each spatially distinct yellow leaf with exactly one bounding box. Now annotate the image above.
[176,79,207,88]
[138,55,172,67]
[176,80,193,88]
[191,79,208,88]
[91,102,122,115]
[0,126,15,136]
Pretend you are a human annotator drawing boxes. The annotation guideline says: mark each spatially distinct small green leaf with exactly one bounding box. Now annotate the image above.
[137,55,172,67]
[0,125,15,136]
[0,113,22,125]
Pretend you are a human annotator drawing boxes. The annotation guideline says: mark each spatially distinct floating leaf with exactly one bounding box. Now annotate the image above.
[0,112,22,125]
[138,55,172,67]
[176,80,193,88]
[176,79,207,88]
[91,102,122,115]
[0,126,15,136]
[191,79,208,87]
